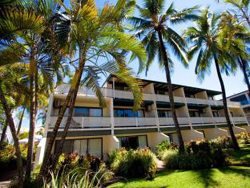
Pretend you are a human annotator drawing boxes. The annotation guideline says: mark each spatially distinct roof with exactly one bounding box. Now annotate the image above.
[226,90,248,99]
[103,75,222,96]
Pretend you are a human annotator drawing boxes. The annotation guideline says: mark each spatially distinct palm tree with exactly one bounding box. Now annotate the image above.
[223,0,250,93]
[184,9,240,150]
[38,0,147,180]
[129,0,198,153]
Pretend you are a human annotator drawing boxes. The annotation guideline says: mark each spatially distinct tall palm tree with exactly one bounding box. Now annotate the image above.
[38,0,147,180]
[184,9,240,150]
[129,0,198,153]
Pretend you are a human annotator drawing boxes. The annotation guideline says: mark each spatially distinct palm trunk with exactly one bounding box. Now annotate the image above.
[214,54,239,150]
[26,55,37,181]
[239,56,250,94]
[0,85,23,188]
[157,30,185,154]
[38,48,87,181]
[17,106,26,135]
[50,49,87,172]
[0,119,8,148]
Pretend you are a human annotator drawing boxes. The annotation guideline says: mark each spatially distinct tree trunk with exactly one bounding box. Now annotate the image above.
[0,85,23,188]
[239,56,250,95]
[0,119,8,148]
[50,66,84,171]
[157,30,185,154]
[38,55,86,181]
[17,106,26,135]
[25,55,37,181]
[214,54,240,150]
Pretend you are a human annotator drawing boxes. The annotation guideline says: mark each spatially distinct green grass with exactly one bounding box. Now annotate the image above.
[108,166,250,188]
[228,144,250,166]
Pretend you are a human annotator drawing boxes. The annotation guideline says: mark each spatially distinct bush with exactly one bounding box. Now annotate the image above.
[163,140,228,170]
[108,148,157,179]
[0,143,28,171]
[43,166,113,188]
[156,141,178,159]
[210,136,233,149]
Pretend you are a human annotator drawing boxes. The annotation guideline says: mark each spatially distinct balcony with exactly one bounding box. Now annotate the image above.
[155,94,185,103]
[186,98,208,105]
[49,116,111,129]
[232,117,247,124]
[102,88,154,101]
[190,117,214,125]
[159,117,190,127]
[114,117,157,128]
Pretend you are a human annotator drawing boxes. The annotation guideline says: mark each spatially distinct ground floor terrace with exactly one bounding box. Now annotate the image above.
[35,124,250,165]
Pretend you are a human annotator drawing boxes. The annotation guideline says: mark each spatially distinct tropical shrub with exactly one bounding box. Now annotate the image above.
[57,153,104,173]
[156,141,178,159]
[43,166,113,188]
[108,148,157,179]
[236,132,250,144]
[0,143,28,171]
[210,136,233,149]
[163,140,228,170]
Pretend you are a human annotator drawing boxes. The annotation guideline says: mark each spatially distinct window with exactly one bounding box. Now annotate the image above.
[158,110,172,117]
[114,109,145,117]
[189,111,201,117]
[56,138,102,158]
[212,111,219,117]
[88,139,102,157]
[89,108,102,117]
[115,109,124,117]
[74,107,88,116]
[118,135,148,150]
[74,107,102,117]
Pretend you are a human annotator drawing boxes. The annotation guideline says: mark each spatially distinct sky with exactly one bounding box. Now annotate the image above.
[19,0,248,130]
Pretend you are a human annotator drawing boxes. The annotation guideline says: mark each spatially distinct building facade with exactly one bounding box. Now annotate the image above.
[35,76,250,164]
[227,90,250,124]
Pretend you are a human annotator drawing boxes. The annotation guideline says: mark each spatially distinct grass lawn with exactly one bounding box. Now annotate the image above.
[228,144,250,166]
[108,166,250,188]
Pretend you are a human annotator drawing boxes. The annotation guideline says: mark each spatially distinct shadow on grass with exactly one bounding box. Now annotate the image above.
[218,166,250,178]
[191,169,219,188]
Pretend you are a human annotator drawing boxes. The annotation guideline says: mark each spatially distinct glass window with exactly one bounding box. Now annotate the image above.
[166,111,172,117]
[137,110,145,117]
[115,109,124,117]
[138,136,147,148]
[88,139,102,157]
[124,109,135,117]
[89,108,102,117]
[213,111,219,117]
[74,107,88,117]
[189,111,200,117]
[58,140,73,154]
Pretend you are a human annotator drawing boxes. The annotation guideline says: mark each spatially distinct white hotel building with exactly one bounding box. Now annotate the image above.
[35,75,250,163]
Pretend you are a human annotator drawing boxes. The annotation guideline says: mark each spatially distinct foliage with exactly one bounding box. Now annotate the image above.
[43,166,113,188]
[108,148,157,179]
[163,140,228,170]
[57,153,104,173]
[210,136,234,149]
[155,141,178,159]
[0,143,27,171]
[18,131,29,140]
[236,132,250,144]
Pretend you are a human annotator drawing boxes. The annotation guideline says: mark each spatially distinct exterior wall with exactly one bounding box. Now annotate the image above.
[38,79,249,166]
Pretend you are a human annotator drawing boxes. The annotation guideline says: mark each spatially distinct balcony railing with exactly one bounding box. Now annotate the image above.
[114,117,157,128]
[190,117,214,125]
[158,117,190,126]
[102,88,154,101]
[186,98,208,105]
[155,94,185,103]
[231,117,247,124]
[49,116,111,129]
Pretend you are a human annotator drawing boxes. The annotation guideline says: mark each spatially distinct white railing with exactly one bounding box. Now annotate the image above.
[114,117,156,127]
[227,101,241,108]
[55,84,95,96]
[158,117,189,126]
[102,88,154,101]
[49,116,111,128]
[190,117,214,125]
[208,100,224,107]
[155,94,185,103]
[186,98,208,105]
[232,117,247,124]
[214,117,227,124]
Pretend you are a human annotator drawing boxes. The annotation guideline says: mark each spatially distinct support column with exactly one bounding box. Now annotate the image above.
[110,98,115,135]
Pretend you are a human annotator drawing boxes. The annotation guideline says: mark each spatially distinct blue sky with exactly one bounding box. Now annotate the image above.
[20,0,247,129]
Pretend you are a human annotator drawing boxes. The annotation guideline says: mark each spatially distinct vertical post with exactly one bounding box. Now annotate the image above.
[112,77,115,98]
[44,94,54,138]
[110,98,115,135]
